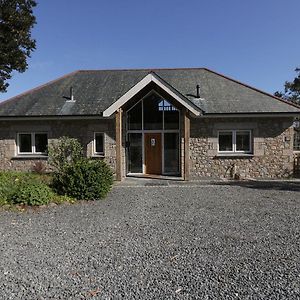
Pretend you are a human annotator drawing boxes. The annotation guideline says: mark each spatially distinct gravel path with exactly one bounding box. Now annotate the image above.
[0,184,300,299]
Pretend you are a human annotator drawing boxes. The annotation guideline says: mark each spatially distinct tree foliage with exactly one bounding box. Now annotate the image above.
[0,0,36,92]
[275,68,300,105]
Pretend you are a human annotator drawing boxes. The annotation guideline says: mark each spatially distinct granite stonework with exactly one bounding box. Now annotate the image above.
[189,117,295,179]
[0,119,116,172]
[0,117,296,179]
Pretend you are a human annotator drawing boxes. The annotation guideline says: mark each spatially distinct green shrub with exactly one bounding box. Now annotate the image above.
[48,136,83,173]
[11,182,54,206]
[53,159,113,200]
[51,194,75,205]
[0,172,36,202]
[0,172,59,206]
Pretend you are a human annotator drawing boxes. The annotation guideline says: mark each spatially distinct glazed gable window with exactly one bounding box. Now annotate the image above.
[218,130,252,153]
[94,132,104,155]
[17,133,48,155]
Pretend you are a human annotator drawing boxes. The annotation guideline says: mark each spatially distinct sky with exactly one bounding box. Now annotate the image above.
[1,0,300,101]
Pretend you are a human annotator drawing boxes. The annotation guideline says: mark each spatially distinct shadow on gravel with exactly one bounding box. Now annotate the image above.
[212,180,300,192]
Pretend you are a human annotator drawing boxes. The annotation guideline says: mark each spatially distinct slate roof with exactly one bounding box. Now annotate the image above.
[0,68,299,117]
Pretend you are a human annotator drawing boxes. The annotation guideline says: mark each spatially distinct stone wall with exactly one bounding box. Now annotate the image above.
[0,116,296,180]
[189,117,295,179]
[0,119,116,173]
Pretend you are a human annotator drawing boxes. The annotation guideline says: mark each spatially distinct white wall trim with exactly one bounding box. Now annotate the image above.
[103,73,201,117]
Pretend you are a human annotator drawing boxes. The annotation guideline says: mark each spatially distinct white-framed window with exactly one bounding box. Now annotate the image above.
[17,132,48,155]
[94,132,104,155]
[218,130,252,153]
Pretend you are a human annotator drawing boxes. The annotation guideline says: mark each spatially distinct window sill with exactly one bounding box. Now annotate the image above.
[91,154,105,158]
[216,153,254,158]
[12,155,48,160]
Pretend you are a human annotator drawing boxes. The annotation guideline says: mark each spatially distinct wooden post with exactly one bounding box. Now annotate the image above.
[184,110,190,181]
[116,108,123,181]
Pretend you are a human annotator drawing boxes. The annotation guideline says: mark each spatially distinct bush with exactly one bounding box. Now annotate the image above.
[0,172,57,206]
[51,194,75,205]
[0,172,36,203]
[11,182,53,206]
[48,136,83,173]
[53,159,113,200]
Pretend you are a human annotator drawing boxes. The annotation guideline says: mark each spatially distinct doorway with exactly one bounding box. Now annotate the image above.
[144,133,162,174]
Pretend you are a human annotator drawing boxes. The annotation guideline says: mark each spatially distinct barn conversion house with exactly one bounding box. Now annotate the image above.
[0,68,299,180]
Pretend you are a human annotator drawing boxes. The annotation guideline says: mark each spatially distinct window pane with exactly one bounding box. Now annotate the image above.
[143,94,163,130]
[35,133,48,153]
[19,134,32,153]
[163,100,179,130]
[128,133,143,173]
[219,132,233,151]
[294,130,300,151]
[127,101,142,130]
[236,131,250,152]
[95,133,104,154]
[164,133,180,173]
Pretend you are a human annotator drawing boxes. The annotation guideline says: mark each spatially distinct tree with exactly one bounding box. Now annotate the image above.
[0,0,36,92]
[275,68,300,105]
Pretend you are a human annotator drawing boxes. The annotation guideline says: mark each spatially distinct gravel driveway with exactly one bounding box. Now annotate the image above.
[0,182,300,299]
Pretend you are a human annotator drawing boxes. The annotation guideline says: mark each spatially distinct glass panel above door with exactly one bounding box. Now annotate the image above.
[143,94,163,130]
[162,100,179,130]
[127,101,142,130]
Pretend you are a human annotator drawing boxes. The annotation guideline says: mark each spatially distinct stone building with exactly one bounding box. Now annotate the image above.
[0,68,299,180]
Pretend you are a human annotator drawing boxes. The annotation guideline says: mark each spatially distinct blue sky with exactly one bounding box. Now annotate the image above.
[1,0,300,101]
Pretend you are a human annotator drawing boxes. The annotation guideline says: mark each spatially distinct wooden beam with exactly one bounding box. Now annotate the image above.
[115,108,123,181]
[184,110,190,181]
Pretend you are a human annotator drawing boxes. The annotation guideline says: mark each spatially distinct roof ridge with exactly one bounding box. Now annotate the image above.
[203,68,300,110]
[77,67,207,72]
[0,70,80,106]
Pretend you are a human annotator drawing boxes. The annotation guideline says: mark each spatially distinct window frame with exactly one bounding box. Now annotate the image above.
[93,132,105,156]
[218,130,252,154]
[17,132,48,155]
[294,129,300,152]
[126,90,180,132]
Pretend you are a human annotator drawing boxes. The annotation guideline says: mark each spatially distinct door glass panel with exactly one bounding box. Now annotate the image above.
[127,101,142,130]
[143,94,163,130]
[128,133,143,173]
[164,133,179,174]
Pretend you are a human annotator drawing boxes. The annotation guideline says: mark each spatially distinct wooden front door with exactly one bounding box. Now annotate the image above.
[144,133,162,175]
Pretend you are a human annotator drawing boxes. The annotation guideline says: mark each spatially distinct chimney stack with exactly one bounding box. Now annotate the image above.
[70,87,74,101]
[196,84,200,98]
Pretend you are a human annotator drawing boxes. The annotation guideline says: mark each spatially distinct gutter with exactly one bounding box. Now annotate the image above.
[0,114,111,121]
[198,112,300,118]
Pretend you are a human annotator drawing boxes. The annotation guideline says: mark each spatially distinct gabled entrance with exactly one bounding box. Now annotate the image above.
[126,91,181,176]
[103,72,199,180]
